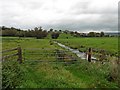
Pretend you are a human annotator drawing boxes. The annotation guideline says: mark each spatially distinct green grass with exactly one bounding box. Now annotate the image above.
[2,37,119,88]
[20,62,88,88]
[2,37,58,49]
[64,60,118,88]
[57,37,118,56]
[58,33,75,39]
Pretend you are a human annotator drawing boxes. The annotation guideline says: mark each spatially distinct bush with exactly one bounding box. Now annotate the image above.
[51,32,60,39]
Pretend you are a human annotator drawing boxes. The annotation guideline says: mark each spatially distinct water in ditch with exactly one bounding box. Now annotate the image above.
[54,41,97,61]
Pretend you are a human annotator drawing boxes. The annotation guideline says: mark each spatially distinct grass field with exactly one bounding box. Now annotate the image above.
[2,36,119,88]
[57,37,118,56]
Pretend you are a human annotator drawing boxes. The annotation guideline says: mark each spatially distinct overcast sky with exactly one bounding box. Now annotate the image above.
[0,0,119,32]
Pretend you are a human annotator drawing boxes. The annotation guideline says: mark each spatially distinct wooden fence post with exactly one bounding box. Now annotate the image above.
[88,48,92,62]
[17,47,22,63]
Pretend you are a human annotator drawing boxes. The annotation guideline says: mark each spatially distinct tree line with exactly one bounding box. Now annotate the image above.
[70,31,105,37]
[0,26,60,39]
[0,26,115,39]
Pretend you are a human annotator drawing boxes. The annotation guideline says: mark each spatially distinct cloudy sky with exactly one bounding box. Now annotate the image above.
[0,0,119,32]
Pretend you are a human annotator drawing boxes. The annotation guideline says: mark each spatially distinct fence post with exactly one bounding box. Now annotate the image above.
[17,47,22,63]
[88,48,92,62]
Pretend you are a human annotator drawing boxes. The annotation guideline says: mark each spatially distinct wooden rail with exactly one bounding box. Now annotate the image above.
[2,47,18,53]
[2,47,22,63]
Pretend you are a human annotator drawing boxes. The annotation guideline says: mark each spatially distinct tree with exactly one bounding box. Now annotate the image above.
[34,27,39,31]
[51,32,60,39]
[59,30,62,33]
[95,33,100,37]
[1,26,7,30]
[70,31,74,35]
[100,32,104,37]
[49,28,53,32]
[42,30,48,37]
[38,26,42,31]
[88,32,95,37]
[34,27,42,39]
[63,30,69,34]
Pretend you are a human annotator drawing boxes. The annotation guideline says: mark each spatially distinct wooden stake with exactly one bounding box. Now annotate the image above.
[88,48,92,62]
[17,47,22,63]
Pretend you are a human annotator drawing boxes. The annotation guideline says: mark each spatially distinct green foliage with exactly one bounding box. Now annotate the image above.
[100,32,104,37]
[51,32,60,39]
[58,33,75,39]
[1,26,48,39]
[87,32,104,37]
[88,32,96,37]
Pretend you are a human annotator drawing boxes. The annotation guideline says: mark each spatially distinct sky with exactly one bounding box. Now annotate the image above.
[0,0,119,32]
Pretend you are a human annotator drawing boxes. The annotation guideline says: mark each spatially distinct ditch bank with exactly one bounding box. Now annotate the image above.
[54,41,97,61]
[53,41,118,63]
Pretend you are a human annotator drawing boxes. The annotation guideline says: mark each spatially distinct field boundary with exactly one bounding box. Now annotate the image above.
[2,47,22,63]
[23,48,79,63]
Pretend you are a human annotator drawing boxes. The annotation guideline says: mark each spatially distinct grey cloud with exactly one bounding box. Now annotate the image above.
[19,1,44,10]
[41,17,117,32]
[70,1,117,15]
[72,7,117,15]
[0,0,118,33]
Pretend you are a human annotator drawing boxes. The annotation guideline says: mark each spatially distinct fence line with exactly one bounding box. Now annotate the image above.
[2,47,18,53]
[2,47,22,63]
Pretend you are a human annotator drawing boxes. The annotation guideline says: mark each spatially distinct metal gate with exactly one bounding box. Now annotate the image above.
[23,48,78,63]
